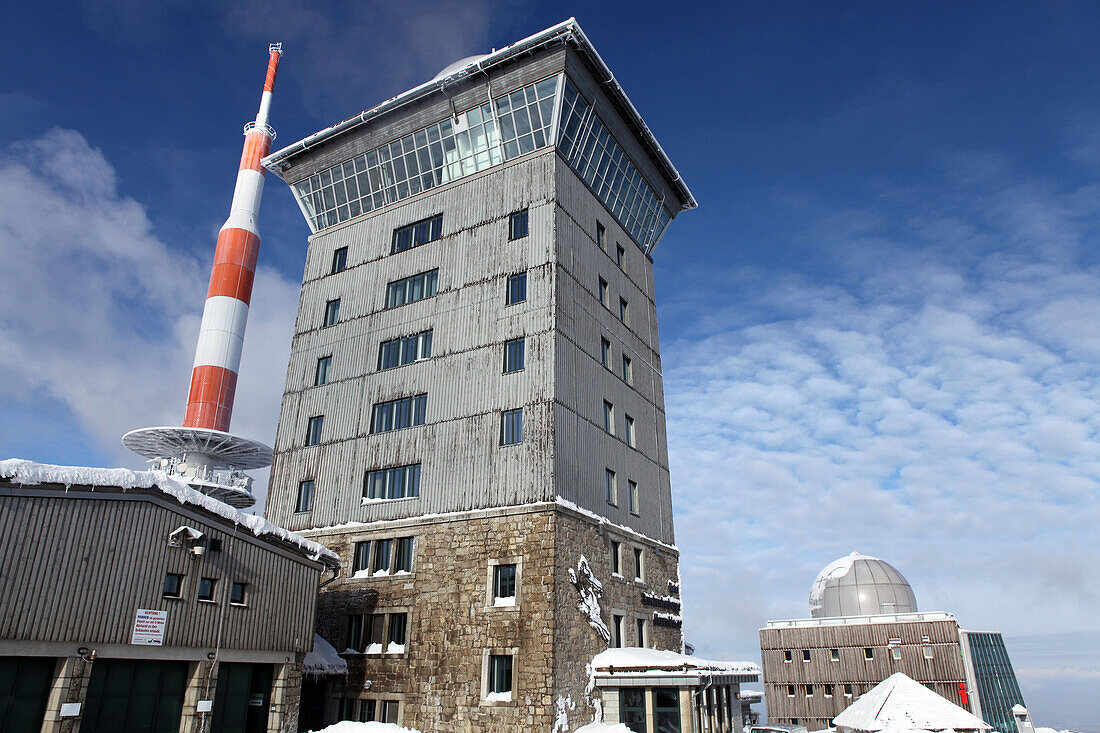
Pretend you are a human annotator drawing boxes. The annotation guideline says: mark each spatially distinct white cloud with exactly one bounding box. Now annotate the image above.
[0,129,297,505]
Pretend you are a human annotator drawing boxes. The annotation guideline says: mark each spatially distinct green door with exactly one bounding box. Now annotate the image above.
[82,659,187,733]
[211,662,272,733]
[0,656,55,733]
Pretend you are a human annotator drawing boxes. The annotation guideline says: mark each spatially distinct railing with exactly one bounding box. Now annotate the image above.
[764,611,955,628]
[243,121,276,140]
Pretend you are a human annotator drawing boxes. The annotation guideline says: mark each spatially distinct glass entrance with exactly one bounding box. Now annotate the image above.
[0,656,55,733]
[211,662,273,733]
[82,659,187,733]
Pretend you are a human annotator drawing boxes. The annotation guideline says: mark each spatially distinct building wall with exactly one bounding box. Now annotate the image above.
[961,631,1026,733]
[0,484,319,656]
[760,619,969,730]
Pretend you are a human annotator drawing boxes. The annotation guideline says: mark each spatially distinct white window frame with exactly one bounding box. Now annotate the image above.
[481,647,519,706]
[484,556,522,611]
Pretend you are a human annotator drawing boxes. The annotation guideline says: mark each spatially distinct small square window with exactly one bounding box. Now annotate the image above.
[600,338,611,369]
[509,209,529,240]
[305,416,324,446]
[824,684,834,698]
[296,480,314,513]
[596,221,606,250]
[323,299,340,327]
[621,355,632,385]
[619,297,629,326]
[488,654,513,695]
[494,564,517,602]
[606,468,617,506]
[353,541,370,574]
[598,278,609,308]
[830,648,840,662]
[315,355,332,386]
[923,644,934,660]
[633,547,644,582]
[628,480,639,515]
[163,572,183,599]
[616,244,625,268]
[504,337,525,373]
[783,650,793,663]
[786,684,796,697]
[506,272,527,305]
[197,577,216,602]
[625,415,635,448]
[501,408,523,445]
[844,684,853,697]
[803,649,811,662]
[864,647,874,660]
[610,540,621,575]
[603,400,615,435]
[805,684,814,697]
[230,582,248,606]
[331,247,348,274]
[891,645,902,661]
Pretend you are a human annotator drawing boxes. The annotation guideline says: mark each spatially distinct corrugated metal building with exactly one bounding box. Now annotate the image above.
[0,460,340,733]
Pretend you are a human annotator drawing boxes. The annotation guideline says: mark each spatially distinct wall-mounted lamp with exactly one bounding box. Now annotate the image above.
[207,652,216,661]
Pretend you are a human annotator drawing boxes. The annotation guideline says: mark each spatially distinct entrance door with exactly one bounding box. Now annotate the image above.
[211,662,272,733]
[82,659,188,733]
[0,656,55,733]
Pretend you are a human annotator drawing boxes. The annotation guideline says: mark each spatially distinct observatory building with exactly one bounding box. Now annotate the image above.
[262,18,695,732]
[760,553,1027,733]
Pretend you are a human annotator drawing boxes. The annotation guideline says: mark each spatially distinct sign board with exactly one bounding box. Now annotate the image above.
[131,608,168,646]
[60,703,81,717]
[196,700,213,713]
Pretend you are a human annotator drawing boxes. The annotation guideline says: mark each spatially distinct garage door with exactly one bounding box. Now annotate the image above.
[82,659,187,733]
[0,656,55,733]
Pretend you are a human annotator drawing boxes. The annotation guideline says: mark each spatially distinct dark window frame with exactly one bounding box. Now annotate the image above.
[197,577,217,603]
[230,581,248,606]
[296,479,315,513]
[163,572,183,599]
[509,209,529,240]
[392,214,443,254]
[500,408,523,445]
[315,355,332,386]
[386,269,439,309]
[488,654,514,695]
[323,298,341,327]
[331,246,348,274]
[506,272,527,305]
[503,337,525,373]
[305,415,324,445]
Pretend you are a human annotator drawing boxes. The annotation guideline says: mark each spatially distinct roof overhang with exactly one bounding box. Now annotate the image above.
[262,18,696,212]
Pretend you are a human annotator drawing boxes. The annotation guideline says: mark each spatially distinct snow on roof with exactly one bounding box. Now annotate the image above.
[303,634,348,678]
[0,459,340,567]
[305,723,421,733]
[592,647,760,676]
[834,673,992,733]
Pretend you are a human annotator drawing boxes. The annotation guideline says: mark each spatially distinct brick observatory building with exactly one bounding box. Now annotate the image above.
[261,19,696,731]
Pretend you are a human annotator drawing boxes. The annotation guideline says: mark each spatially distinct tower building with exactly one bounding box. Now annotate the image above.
[760,553,1027,733]
[261,19,694,731]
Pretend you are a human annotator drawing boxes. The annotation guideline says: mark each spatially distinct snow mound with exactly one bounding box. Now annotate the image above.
[834,673,991,732]
[0,459,339,566]
[303,634,347,677]
[592,647,760,675]
[575,724,633,733]
[305,723,420,733]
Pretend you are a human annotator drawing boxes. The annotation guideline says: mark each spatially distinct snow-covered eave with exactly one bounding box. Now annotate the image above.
[765,611,955,629]
[261,18,696,213]
[591,648,760,680]
[0,459,341,568]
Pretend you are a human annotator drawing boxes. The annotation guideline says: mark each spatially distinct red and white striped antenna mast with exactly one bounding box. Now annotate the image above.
[123,44,285,508]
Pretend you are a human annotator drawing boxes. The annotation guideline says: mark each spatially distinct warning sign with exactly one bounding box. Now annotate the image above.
[131,608,168,646]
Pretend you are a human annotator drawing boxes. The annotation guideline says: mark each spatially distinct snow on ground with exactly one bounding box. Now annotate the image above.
[574,723,633,733]
[303,634,347,678]
[592,647,761,675]
[305,723,420,733]
[0,458,339,565]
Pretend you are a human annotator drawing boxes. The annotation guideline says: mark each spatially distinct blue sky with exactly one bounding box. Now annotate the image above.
[2,2,1099,729]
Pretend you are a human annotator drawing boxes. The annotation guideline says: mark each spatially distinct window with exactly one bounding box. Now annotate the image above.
[305,415,324,445]
[386,269,438,308]
[323,298,340,327]
[394,537,414,573]
[372,539,392,574]
[654,688,680,732]
[596,221,606,250]
[379,701,399,723]
[803,649,811,662]
[805,684,814,697]
[621,354,632,384]
[620,689,645,733]
[364,464,421,500]
[633,547,644,581]
[598,277,609,308]
[610,540,621,574]
[339,698,356,721]
[347,614,365,651]
[353,541,371,573]
[314,355,332,386]
[230,582,248,606]
[612,614,625,647]
[606,468,617,506]
[786,685,796,697]
[783,650,793,663]
[625,415,636,447]
[501,408,523,445]
[371,394,427,433]
[616,244,625,268]
[358,700,376,722]
[600,338,611,369]
[503,337,525,373]
[923,644,934,660]
[619,297,629,325]
[830,648,840,661]
[635,617,647,647]
[488,655,513,696]
[296,480,315,512]
[506,272,527,305]
[891,645,902,661]
[603,400,615,434]
[388,613,407,651]
[366,613,385,650]
[509,209,529,240]
[163,572,183,599]
[198,577,216,602]
[331,246,348,274]
[824,684,834,698]
[392,214,443,254]
[378,330,432,370]
[864,647,874,660]
[628,480,639,515]
[493,564,517,602]
[844,684,853,698]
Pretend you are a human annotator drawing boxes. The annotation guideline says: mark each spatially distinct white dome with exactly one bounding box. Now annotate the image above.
[431,54,490,82]
[809,552,917,618]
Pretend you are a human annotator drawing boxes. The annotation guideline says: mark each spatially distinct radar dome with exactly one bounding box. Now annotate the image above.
[431,54,490,82]
[809,552,917,618]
